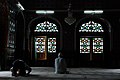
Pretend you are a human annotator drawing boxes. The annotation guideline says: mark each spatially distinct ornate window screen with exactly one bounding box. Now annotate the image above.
[93,38,103,53]
[80,38,90,53]
[79,21,104,32]
[35,37,45,53]
[48,38,56,53]
[34,21,58,32]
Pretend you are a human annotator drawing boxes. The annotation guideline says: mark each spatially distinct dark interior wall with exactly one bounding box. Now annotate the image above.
[75,11,120,68]
[23,11,76,67]
[0,0,119,71]
[15,10,120,68]
[0,0,9,70]
[15,11,25,60]
[104,11,120,68]
[97,11,120,68]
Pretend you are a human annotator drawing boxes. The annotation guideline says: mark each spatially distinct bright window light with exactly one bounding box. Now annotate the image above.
[36,10,54,14]
[84,10,103,14]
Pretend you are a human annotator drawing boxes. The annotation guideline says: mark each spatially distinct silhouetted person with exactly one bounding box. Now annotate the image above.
[10,59,32,76]
[55,52,69,74]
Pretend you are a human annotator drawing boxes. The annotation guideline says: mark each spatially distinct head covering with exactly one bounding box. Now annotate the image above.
[58,52,63,57]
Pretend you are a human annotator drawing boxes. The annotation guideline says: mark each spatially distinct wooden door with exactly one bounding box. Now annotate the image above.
[79,37,104,66]
[34,36,47,60]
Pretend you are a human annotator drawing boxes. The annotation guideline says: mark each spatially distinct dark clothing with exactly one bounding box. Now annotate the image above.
[11,59,31,76]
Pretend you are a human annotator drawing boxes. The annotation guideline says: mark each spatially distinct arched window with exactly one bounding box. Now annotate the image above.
[34,20,59,60]
[79,21,104,32]
[79,21,104,54]
[34,21,58,32]
[76,17,111,67]
[75,19,106,63]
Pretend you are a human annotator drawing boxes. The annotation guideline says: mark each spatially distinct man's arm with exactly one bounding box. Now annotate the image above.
[25,63,32,75]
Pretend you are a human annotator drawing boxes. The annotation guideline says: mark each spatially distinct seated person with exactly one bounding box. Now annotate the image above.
[10,59,32,76]
[55,52,69,74]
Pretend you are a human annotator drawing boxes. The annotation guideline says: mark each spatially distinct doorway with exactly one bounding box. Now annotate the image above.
[29,18,61,66]
[75,19,110,67]
[34,36,47,60]
[80,37,104,61]
[34,36,57,61]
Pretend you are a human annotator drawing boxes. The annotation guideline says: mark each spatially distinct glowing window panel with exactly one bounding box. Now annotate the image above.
[93,38,103,53]
[80,38,90,53]
[34,21,58,32]
[35,37,45,53]
[79,21,104,32]
[48,38,56,53]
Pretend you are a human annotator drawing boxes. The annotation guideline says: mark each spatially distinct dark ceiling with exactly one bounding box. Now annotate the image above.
[18,0,120,10]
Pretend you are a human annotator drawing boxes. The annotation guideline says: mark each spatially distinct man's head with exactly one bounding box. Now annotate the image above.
[58,52,63,57]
